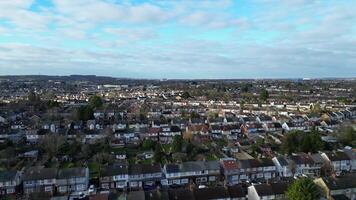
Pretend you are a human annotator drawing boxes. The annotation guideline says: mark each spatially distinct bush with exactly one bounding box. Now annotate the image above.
[286,178,320,200]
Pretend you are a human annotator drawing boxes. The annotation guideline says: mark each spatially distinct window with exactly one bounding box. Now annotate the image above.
[26,188,34,193]
[77,184,85,191]
[59,186,67,193]
[25,181,34,186]
[6,188,15,194]
[209,176,216,181]
[102,183,109,189]
[45,186,52,192]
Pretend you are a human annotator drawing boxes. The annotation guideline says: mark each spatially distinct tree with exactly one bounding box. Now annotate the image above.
[47,100,60,108]
[286,178,320,200]
[76,105,94,121]
[310,102,321,114]
[241,83,250,93]
[154,143,164,163]
[28,90,39,102]
[239,100,245,111]
[336,125,356,147]
[142,139,155,151]
[89,95,103,108]
[190,111,200,119]
[172,135,183,152]
[281,130,324,154]
[181,91,191,99]
[259,89,269,102]
[223,93,232,102]
[289,160,297,176]
[39,134,66,160]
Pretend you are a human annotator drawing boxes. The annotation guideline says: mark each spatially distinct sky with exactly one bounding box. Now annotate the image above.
[0,0,355,79]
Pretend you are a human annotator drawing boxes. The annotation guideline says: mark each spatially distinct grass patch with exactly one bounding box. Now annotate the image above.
[88,162,100,178]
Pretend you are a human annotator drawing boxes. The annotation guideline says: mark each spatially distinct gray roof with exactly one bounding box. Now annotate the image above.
[180,161,205,172]
[129,164,161,175]
[228,185,246,198]
[323,174,356,190]
[205,161,220,171]
[325,151,351,161]
[0,171,17,182]
[331,194,351,200]
[168,188,195,200]
[194,187,230,200]
[128,191,145,200]
[101,165,128,177]
[57,167,87,179]
[23,167,57,181]
[311,153,324,164]
[253,184,274,196]
[276,156,289,166]
[166,164,180,174]
[343,149,355,160]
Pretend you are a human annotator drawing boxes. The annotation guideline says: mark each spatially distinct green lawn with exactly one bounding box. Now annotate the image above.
[205,153,218,161]
[88,162,100,178]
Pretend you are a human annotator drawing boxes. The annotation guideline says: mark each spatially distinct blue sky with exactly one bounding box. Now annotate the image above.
[0,0,355,79]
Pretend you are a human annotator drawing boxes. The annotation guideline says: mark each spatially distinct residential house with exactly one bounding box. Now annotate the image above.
[23,167,57,195]
[228,185,247,200]
[100,164,128,190]
[248,182,289,200]
[238,159,275,182]
[315,173,356,200]
[159,125,181,144]
[259,159,277,180]
[321,151,352,176]
[272,156,292,177]
[344,149,356,172]
[187,125,209,135]
[0,170,21,195]
[164,161,220,186]
[84,130,107,143]
[194,187,230,200]
[56,167,89,194]
[168,188,195,200]
[289,153,321,177]
[128,164,162,189]
[220,158,240,185]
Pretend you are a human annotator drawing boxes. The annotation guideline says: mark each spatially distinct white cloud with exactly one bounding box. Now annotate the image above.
[0,0,355,78]
[52,0,175,24]
[104,27,157,41]
[0,0,51,30]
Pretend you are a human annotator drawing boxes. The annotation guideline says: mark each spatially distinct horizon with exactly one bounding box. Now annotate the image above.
[0,0,356,78]
[0,74,356,81]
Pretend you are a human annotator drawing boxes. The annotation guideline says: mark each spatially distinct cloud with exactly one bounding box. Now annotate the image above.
[179,11,246,29]
[0,0,355,78]
[52,0,175,24]
[104,28,157,42]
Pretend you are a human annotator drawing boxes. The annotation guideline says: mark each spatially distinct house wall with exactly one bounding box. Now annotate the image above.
[247,186,261,200]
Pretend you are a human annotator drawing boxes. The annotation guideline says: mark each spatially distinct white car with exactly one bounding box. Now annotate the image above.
[88,185,96,194]
[198,185,207,189]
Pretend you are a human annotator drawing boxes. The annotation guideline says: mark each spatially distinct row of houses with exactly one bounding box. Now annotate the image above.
[1,149,355,197]
[96,174,356,200]
[0,167,89,196]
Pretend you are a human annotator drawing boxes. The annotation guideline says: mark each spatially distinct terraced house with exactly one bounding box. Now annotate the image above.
[23,167,57,195]
[56,167,89,194]
[128,163,162,189]
[164,161,220,186]
[100,164,129,190]
[0,170,21,195]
